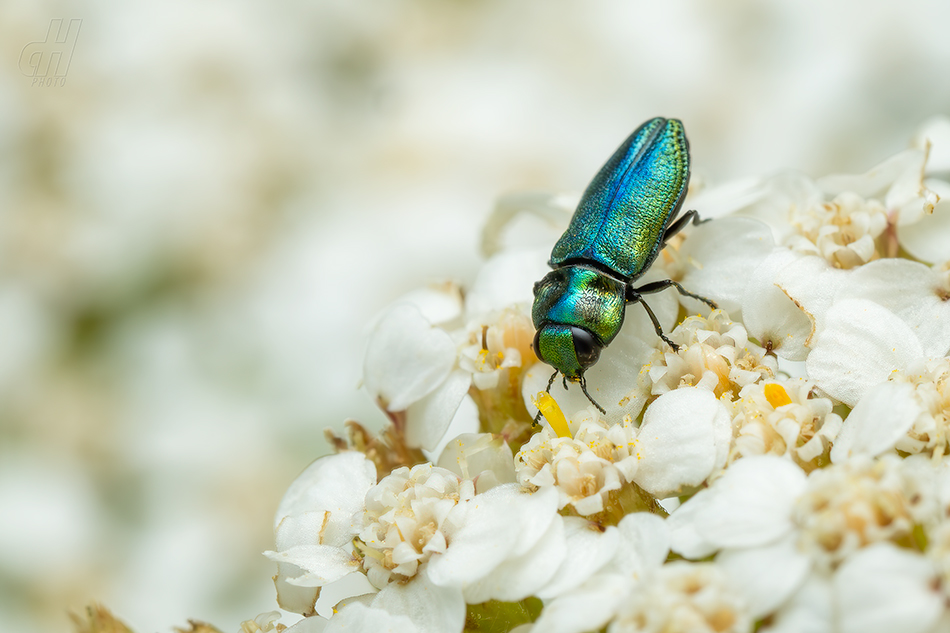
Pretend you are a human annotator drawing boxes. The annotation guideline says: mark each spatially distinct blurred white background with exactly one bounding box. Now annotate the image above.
[0,1,948,631]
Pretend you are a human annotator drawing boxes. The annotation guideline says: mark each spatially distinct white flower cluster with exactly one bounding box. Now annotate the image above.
[515,417,634,516]
[260,117,950,633]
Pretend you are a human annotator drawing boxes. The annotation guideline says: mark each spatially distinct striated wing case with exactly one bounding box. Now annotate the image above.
[550,117,690,280]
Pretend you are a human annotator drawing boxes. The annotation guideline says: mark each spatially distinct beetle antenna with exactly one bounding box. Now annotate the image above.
[533,370,559,426]
[579,376,606,415]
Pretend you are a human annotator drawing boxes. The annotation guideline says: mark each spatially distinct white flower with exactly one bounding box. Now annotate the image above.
[762,543,944,633]
[792,455,937,570]
[515,421,623,516]
[423,483,564,603]
[806,299,925,406]
[534,513,752,633]
[630,388,732,498]
[435,432,517,492]
[478,191,578,260]
[457,307,535,391]
[466,247,553,318]
[730,142,938,267]
[518,387,731,503]
[363,259,550,453]
[627,310,776,420]
[268,452,377,615]
[829,544,942,633]
[268,447,571,628]
[726,379,841,471]
[669,455,943,628]
[319,572,464,633]
[363,303,459,413]
[786,190,888,269]
[832,356,950,465]
[240,611,284,633]
[737,247,814,360]
[609,561,752,633]
[804,291,950,411]
[530,513,670,633]
[358,464,474,587]
[833,259,950,358]
[703,130,946,364]
[362,302,475,452]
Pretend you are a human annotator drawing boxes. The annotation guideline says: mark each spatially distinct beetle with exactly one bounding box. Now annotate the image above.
[531,117,717,416]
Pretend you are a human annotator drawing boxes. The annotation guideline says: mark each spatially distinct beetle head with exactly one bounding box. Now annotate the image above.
[532,323,602,380]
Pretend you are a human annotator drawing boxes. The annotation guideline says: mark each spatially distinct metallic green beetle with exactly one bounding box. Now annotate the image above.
[531,117,717,414]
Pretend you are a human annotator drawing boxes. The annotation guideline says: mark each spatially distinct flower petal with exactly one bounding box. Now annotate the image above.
[265,544,359,587]
[406,369,473,450]
[530,573,629,633]
[716,533,811,618]
[466,249,551,317]
[761,573,832,633]
[461,513,566,603]
[275,452,377,537]
[665,488,719,559]
[536,517,620,599]
[370,571,465,633]
[806,299,923,406]
[632,388,732,498]
[818,148,924,199]
[671,456,806,553]
[773,254,849,343]
[613,512,670,574]
[899,179,950,264]
[480,191,576,258]
[830,382,922,462]
[687,177,766,220]
[741,249,813,360]
[426,485,559,587]
[678,216,775,316]
[284,615,329,633]
[915,116,950,174]
[363,304,456,411]
[436,432,516,489]
[387,283,463,327]
[834,543,942,633]
[323,602,420,633]
[837,258,950,358]
[734,172,822,244]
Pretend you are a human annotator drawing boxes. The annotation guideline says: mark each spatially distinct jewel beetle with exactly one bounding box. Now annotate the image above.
[531,117,717,415]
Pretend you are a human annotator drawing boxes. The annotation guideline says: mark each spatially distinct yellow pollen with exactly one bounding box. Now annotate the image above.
[764,383,792,408]
[534,392,572,438]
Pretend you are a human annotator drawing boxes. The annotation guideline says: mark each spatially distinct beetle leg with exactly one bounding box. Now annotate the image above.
[579,375,607,415]
[663,208,704,243]
[627,289,680,351]
[533,370,560,426]
[633,278,718,310]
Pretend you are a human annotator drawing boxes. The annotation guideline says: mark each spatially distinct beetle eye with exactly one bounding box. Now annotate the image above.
[531,329,542,355]
[570,327,601,368]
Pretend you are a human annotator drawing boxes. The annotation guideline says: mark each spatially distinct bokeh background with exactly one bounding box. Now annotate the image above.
[1,1,948,631]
